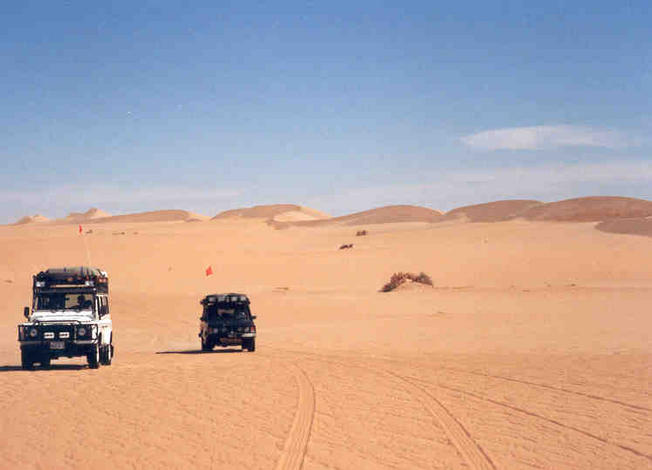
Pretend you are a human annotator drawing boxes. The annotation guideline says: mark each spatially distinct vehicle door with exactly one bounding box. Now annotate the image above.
[96,295,112,345]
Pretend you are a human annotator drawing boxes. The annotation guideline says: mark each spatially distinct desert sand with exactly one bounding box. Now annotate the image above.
[0,200,650,469]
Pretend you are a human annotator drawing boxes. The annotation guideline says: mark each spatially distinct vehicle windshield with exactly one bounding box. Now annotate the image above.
[205,303,249,322]
[36,293,94,311]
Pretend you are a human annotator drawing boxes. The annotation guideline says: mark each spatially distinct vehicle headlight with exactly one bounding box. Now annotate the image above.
[77,326,88,338]
[29,327,38,338]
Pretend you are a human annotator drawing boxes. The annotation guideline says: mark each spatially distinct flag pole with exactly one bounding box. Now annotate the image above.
[79,225,93,267]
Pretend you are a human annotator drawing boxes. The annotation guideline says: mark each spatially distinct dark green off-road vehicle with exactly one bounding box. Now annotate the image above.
[199,293,257,352]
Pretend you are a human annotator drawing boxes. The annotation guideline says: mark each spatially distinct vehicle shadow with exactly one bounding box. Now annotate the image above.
[0,364,87,372]
[156,349,243,355]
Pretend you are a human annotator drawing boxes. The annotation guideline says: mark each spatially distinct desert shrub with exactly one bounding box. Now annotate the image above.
[413,272,433,286]
[339,243,354,250]
[380,271,433,292]
[356,230,368,236]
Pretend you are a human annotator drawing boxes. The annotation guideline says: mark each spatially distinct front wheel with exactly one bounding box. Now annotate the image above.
[87,344,100,369]
[21,349,34,370]
[201,337,213,352]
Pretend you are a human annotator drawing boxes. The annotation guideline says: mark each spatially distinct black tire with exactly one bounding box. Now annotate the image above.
[100,336,113,366]
[244,338,256,352]
[201,337,213,351]
[87,344,100,369]
[100,345,112,365]
[21,349,34,370]
[40,356,51,368]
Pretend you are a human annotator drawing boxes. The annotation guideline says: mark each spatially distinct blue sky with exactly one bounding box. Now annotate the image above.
[1,1,650,223]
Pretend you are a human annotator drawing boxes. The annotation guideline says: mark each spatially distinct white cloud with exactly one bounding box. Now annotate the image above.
[461,125,625,150]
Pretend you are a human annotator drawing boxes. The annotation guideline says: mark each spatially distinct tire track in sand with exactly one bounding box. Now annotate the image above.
[275,364,315,470]
[444,368,650,412]
[408,375,652,463]
[385,371,496,470]
[374,355,650,413]
[274,349,495,470]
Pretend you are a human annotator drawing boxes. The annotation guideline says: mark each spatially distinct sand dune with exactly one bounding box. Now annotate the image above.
[271,204,443,228]
[212,204,330,222]
[62,207,112,222]
[519,196,652,222]
[85,209,210,224]
[0,200,650,469]
[13,214,49,225]
[47,207,113,225]
[596,217,652,237]
[444,199,542,222]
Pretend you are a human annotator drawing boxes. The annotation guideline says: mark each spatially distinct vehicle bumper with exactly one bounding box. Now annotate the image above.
[19,340,98,358]
[206,333,256,346]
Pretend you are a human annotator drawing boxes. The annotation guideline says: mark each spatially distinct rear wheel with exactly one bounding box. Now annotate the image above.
[243,338,256,352]
[40,356,51,368]
[100,336,113,365]
[21,349,34,370]
[87,344,100,369]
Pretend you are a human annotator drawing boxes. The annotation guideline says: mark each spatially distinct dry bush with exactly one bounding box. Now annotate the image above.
[356,230,368,236]
[380,271,433,292]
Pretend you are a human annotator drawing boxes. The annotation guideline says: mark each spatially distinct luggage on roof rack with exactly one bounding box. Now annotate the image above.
[201,293,250,305]
[34,266,109,293]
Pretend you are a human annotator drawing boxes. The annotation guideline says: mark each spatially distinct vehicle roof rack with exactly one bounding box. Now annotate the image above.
[201,293,250,305]
[34,266,109,293]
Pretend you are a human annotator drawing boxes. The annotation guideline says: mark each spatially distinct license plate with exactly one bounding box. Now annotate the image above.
[50,341,65,350]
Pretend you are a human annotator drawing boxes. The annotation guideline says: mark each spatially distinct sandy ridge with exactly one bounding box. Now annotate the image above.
[269,204,444,228]
[213,204,330,223]
[519,196,652,222]
[595,217,652,237]
[12,214,50,225]
[443,199,542,222]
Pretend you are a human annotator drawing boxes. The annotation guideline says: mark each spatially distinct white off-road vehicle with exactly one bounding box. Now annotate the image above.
[18,267,114,369]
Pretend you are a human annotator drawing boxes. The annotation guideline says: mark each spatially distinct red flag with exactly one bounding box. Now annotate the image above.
[78,224,83,234]
[205,265,213,276]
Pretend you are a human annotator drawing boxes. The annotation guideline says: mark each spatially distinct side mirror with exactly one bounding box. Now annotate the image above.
[24,307,30,319]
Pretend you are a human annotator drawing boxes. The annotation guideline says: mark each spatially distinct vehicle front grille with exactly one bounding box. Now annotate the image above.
[40,324,75,340]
